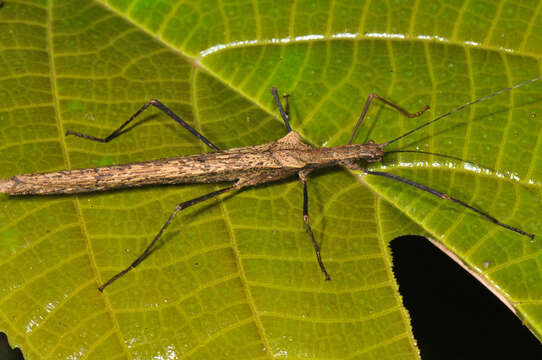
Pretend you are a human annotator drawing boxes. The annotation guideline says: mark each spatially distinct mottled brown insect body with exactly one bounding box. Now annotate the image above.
[0,131,384,195]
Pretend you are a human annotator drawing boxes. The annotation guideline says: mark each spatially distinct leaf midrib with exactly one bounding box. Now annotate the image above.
[189,68,273,357]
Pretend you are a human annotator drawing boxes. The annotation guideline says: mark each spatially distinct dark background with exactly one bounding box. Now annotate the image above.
[392,235,542,359]
[1,235,541,359]
[0,332,22,360]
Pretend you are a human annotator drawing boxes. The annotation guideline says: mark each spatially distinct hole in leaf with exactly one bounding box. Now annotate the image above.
[391,236,542,359]
[0,332,24,360]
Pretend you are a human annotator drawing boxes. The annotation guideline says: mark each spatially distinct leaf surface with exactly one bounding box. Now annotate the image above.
[1,1,541,359]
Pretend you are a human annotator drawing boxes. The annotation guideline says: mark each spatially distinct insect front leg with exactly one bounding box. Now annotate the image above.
[364,169,534,240]
[66,99,219,151]
[299,171,331,280]
[348,94,430,144]
[98,184,239,291]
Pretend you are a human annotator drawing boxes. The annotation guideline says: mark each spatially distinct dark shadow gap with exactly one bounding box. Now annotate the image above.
[391,235,542,359]
[0,332,23,360]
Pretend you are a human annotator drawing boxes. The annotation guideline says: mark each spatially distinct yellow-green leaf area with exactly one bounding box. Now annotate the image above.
[1,0,542,359]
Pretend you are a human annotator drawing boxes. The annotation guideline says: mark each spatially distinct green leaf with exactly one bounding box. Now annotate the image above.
[1,0,541,359]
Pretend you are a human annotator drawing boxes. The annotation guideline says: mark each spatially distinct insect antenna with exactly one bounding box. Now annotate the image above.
[383,149,493,171]
[383,76,542,146]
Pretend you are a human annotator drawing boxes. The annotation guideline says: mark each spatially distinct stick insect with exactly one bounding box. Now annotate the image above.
[0,78,539,291]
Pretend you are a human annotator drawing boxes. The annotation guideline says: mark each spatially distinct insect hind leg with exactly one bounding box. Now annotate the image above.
[98,184,238,291]
[66,99,220,151]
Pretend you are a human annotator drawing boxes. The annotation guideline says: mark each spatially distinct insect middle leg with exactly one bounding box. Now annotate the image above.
[66,99,219,151]
[98,184,238,291]
[348,94,430,144]
[299,171,331,280]
[270,87,292,132]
